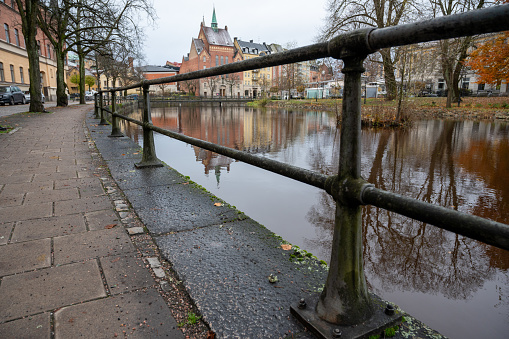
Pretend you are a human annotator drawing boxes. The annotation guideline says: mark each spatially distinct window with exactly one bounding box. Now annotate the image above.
[47,44,51,58]
[216,55,218,66]
[478,83,485,91]
[225,57,228,64]
[4,24,10,44]
[0,62,4,82]
[203,56,206,63]
[11,0,15,8]
[19,67,23,83]
[37,41,41,55]
[10,64,15,82]
[14,28,19,46]
[221,56,224,65]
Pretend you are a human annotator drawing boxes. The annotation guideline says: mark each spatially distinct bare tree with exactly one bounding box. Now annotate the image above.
[431,0,488,107]
[181,79,199,95]
[204,76,220,97]
[224,73,240,97]
[320,0,418,100]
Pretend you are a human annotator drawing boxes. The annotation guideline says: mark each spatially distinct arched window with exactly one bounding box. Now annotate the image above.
[4,24,10,44]
[215,55,219,66]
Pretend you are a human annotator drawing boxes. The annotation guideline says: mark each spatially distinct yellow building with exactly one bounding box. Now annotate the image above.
[233,38,272,98]
[0,2,65,101]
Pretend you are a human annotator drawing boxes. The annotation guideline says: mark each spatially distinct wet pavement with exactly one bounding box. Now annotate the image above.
[0,106,183,338]
[0,106,446,338]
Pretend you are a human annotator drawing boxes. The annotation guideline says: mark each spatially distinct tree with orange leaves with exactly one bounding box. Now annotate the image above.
[464,32,509,87]
[464,0,509,88]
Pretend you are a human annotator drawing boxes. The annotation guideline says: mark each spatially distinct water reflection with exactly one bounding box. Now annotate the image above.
[121,103,508,338]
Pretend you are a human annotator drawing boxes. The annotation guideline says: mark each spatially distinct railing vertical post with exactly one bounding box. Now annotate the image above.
[135,85,163,168]
[99,92,108,125]
[109,91,124,137]
[94,93,99,119]
[315,55,374,325]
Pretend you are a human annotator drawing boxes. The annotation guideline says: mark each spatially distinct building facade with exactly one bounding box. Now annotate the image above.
[180,8,238,97]
[233,38,271,98]
[0,1,65,101]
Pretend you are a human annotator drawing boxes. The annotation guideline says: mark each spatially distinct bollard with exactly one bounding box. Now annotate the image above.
[109,91,124,137]
[99,92,108,125]
[290,56,401,338]
[135,85,163,168]
[94,94,99,119]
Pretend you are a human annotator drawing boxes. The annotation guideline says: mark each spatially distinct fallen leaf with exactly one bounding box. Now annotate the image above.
[105,224,117,229]
[49,156,59,159]
[213,203,223,207]
[121,154,126,156]
[281,244,292,250]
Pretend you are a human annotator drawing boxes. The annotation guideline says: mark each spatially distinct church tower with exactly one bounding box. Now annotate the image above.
[211,7,218,32]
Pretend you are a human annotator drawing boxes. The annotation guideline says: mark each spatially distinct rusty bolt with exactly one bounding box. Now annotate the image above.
[332,328,342,338]
[385,304,395,315]
[298,298,306,309]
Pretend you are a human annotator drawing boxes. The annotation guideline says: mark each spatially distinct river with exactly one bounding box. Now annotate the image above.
[120,102,509,338]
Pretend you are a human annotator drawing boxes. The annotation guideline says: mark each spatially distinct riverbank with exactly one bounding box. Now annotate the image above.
[261,96,509,126]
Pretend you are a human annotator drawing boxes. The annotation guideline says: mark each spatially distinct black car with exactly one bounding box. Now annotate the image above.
[0,85,26,105]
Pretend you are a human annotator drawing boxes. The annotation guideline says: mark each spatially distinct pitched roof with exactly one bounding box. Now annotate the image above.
[203,26,233,46]
[141,65,178,73]
[193,38,205,54]
[237,39,270,56]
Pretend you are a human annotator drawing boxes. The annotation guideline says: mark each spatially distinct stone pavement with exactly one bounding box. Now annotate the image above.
[0,106,184,338]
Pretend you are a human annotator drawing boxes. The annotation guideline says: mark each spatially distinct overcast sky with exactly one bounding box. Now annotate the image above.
[142,0,328,65]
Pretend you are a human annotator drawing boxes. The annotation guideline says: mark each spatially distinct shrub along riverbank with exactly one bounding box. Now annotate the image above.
[251,97,509,127]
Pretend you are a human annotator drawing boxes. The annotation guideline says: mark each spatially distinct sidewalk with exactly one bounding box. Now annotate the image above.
[0,106,184,338]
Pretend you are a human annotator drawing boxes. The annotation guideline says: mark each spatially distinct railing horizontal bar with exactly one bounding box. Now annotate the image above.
[113,113,328,189]
[100,5,509,94]
[369,5,509,50]
[362,186,509,251]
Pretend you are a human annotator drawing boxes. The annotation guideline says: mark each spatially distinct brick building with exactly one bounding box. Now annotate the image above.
[0,1,64,101]
[140,65,180,94]
[180,8,238,97]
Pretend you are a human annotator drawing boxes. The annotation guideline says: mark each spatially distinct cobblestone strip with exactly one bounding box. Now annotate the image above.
[83,123,212,338]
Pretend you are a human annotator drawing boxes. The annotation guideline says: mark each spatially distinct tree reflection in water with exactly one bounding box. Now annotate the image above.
[120,105,508,337]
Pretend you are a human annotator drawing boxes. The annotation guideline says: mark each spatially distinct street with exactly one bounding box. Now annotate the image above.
[0,101,87,118]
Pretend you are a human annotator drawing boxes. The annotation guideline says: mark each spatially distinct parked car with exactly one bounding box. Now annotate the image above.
[22,91,45,103]
[0,85,26,105]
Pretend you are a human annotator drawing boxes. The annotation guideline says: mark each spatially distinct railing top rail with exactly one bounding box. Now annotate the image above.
[99,5,509,94]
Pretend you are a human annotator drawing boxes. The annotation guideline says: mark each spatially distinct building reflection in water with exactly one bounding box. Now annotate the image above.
[120,103,509,338]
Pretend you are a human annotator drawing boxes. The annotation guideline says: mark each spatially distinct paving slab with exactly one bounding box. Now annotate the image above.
[105,158,185,190]
[11,214,87,242]
[54,195,112,216]
[123,183,241,234]
[32,171,79,182]
[24,187,80,205]
[84,209,120,231]
[53,227,135,264]
[100,254,156,294]
[0,238,51,276]
[0,260,106,322]
[0,174,33,185]
[53,177,103,191]
[0,222,13,245]
[0,312,50,339]
[0,191,24,207]
[54,288,183,339]
[0,202,53,223]
[156,218,327,338]
[1,181,54,194]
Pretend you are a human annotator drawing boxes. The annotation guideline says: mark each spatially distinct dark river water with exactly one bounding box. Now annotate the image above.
[121,103,509,338]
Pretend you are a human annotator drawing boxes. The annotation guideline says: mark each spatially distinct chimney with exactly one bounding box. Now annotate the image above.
[250,40,253,43]
[225,25,228,31]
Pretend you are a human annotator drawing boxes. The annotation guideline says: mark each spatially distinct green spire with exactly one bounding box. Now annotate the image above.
[211,7,218,32]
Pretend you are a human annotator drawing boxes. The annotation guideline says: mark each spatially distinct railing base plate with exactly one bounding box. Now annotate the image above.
[134,161,164,169]
[290,293,402,339]
[108,132,124,138]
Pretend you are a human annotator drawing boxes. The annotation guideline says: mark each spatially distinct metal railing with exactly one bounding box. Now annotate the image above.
[94,4,509,335]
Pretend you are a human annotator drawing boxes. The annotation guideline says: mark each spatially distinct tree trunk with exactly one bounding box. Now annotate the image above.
[55,47,68,106]
[380,49,397,101]
[17,0,44,112]
[78,50,86,104]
